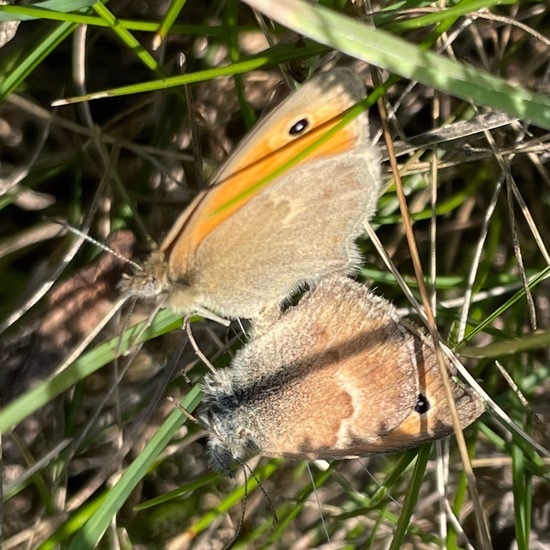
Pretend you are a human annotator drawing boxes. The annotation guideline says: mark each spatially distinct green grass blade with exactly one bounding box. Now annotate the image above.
[388,445,431,549]
[0,310,181,434]
[0,21,76,100]
[151,0,189,50]
[242,0,550,130]
[66,385,203,550]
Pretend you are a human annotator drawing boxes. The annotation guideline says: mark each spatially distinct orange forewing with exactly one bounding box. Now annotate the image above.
[161,109,359,263]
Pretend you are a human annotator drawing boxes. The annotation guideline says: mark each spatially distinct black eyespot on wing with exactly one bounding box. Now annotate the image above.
[289,118,309,136]
[415,393,430,414]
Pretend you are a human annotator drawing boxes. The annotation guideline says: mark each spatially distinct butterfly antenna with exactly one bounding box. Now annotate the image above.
[247,461,279,532]
[222,461,279,549]
[50,218,143,271]
[221,461,248,550]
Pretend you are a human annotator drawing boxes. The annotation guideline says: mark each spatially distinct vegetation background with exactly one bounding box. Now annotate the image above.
[0,0,549,548]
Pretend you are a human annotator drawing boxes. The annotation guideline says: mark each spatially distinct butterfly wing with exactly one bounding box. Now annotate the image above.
[369,322,484,452]
[203,277,418,462]
[202,276,483,465]
[161,69,381,318]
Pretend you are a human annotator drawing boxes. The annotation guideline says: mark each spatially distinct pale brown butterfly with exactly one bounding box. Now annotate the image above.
[200,276,484,472]
[120,69,382,321]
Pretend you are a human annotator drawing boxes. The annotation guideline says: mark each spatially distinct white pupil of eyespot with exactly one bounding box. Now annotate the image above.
[415,393,430,414]
[289,118,309,135]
